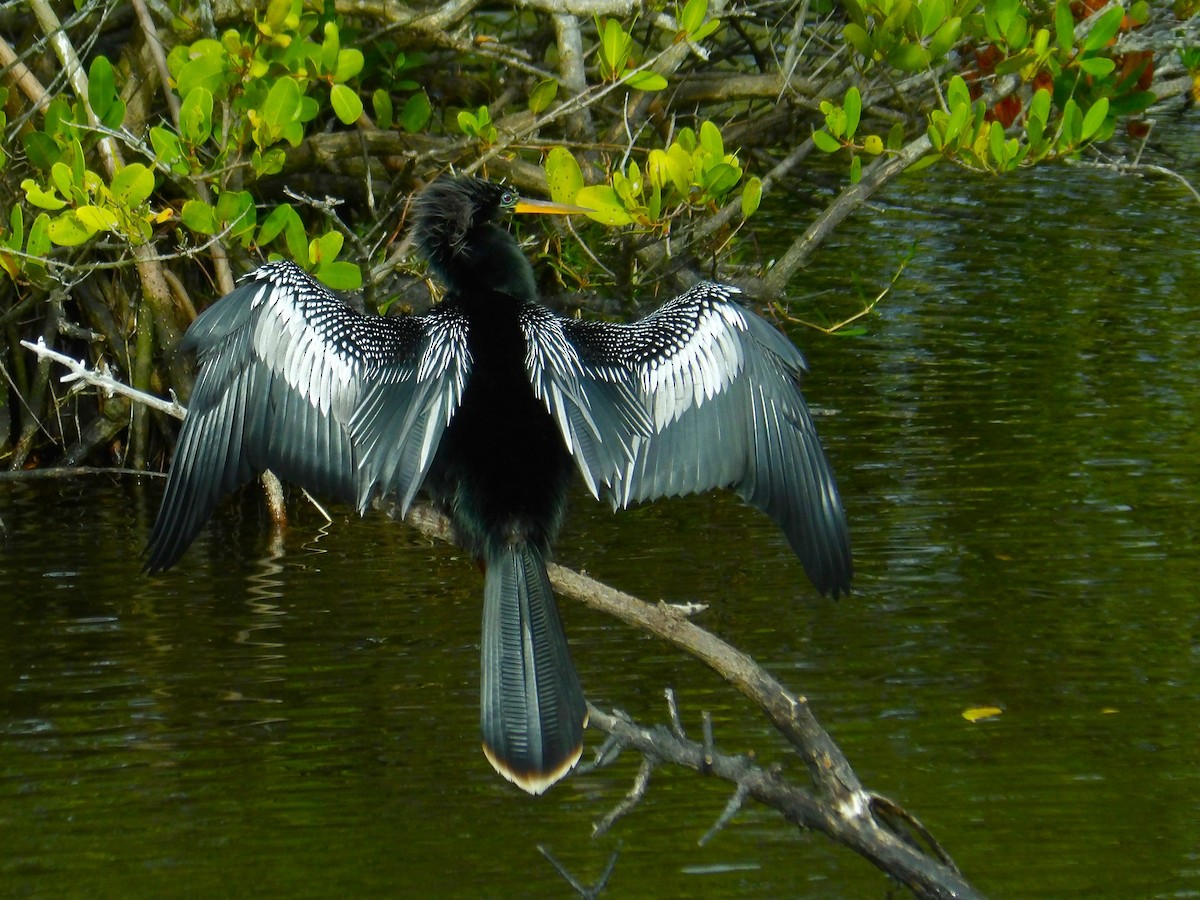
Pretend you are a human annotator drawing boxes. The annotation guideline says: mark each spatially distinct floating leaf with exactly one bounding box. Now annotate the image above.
[962,706,1003,722]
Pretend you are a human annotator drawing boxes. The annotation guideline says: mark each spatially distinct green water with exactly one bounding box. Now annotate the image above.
[2,132,1199,896]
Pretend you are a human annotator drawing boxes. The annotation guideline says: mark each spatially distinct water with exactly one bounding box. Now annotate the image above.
[2,132,1199,896]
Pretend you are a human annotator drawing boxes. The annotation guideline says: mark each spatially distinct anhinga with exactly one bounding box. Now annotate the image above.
[146,175,852,794]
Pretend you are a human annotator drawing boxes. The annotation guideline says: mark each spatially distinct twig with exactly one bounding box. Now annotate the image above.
[699,780,749,846]
[591,753,655,838]
[20,339,186,420]
[537,842,621,900]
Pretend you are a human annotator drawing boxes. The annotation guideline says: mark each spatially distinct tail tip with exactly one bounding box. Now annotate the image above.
[482,741,584,796]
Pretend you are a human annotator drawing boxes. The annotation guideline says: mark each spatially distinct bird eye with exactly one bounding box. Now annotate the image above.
[500,189,517,207]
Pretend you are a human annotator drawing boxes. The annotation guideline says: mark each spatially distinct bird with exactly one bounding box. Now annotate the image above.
[145,174,852,795]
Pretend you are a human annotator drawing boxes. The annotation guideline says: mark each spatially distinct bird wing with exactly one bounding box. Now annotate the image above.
[146,261,471,571]
[523,282,851,596]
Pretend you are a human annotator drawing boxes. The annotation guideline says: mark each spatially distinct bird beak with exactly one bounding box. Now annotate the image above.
[514,198,594,216]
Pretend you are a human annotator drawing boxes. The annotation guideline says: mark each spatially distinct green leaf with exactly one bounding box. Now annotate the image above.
[1083,6,1124,53]
[988,120,1007,166]
[624,70,668,92]
[22,132,60,171]
[575,185,632,225]
[680,0,708,34]
[740,176,762,219]
[918,0,946,38]
[315,260,362,291]
[258,203,300,246]
[251,147,286,177]
[1078,56,1115,77]
[181,199,218,234]
[1081,96,1109,140]
[310,230,344,264]
[47,212,94,246]
[812,129,841,153]
[908,152,941,173]
[1108,90,1155,117]
[1055,0,1074,52]
[334,48,364,83]
[844,87,862,140]
[995,50,1036,77]
[372,90,393,130]
[545,147,584,204]
[215,190,256,237]
[399,92,431,133]
[599,19,631,79]
[947,74,971,110]
[265,0,291,30]
[456,109,479,137]
[150,126,186,174]
[321,22,341,73]
[330,84,363,124]
[699,120,724,161]
[691,20,720,41]
[263,77,301,128]
[702,162,741,196]
[50,162,74,198]
[887,122,905,151]
[1029,87,1051,125]
[76,205,119,233]
[111,164,155,206]
[849,154,862,183]
[528,79,558,115]
[88,56,116,121]
[21,179,67,211]
[929,17,962,59]
[1006,14,1028,51]
[843,23,873,59]
[927,120,945,151]
[887,42,930,72]
[28,213,51,260]
[176,49,228,99]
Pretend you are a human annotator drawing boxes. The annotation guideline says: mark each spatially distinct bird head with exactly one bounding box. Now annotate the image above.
[410,176,589,300]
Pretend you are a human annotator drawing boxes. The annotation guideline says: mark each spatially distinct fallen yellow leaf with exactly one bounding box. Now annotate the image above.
[962,706,1003,723]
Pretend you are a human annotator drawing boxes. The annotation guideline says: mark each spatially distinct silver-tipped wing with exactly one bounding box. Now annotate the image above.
[146,261,471,571]
[523,282,851,596]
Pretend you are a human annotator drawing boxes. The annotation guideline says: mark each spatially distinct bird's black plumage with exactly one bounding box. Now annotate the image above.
[146,174,852,794]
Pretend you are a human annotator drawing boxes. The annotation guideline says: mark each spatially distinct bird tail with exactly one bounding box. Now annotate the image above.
[480,542,587,795]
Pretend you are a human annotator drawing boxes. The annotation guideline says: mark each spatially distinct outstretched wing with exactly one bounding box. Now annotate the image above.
[146,261,471,571]
[523,282,851,597]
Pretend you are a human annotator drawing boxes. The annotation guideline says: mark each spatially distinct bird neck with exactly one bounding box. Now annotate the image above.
[428,222,538,303]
